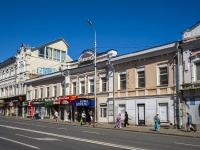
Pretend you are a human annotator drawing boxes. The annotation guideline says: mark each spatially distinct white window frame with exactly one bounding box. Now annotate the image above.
[34,89,37,99]
[100,106,107,118]
[136,68,145,88]
[46,87,50,97]
[88,75,94,93]
[79,77,85,94]
[99,73,106,92]
[40,87,43,98]
[118,71,126,90]
[53,85,57,97]
[157,64,168,86]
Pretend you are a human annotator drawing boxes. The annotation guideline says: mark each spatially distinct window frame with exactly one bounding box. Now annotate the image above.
[157,64,168,86]
[136,68,145,88]
[118,72,126,90]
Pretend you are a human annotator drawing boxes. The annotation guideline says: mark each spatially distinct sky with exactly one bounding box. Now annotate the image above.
[0,0,200,62]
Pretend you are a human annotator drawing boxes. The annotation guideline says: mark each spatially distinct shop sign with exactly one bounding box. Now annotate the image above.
[37,67,56,75]
[45,100,53,106]
[53,100,61,105]
[59,95,78,101]
[76,100,90,106]
[32,101,45,105]
[61,100,69,105]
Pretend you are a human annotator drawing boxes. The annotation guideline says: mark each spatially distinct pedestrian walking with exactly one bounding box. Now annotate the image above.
[186,112,196,132]
[115,113,122,128]
[89,110,93,125]
[154,113,160,131]
[124,111,130,127]
[54,110,58,121]
[81,111,86,125]
[35,109,39,119]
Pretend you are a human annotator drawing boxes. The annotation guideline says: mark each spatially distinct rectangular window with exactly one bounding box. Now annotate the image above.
[120,74,126,90]
[46,47,52,59]
[46,87,50,97]
[61,51,66,62]
[53,49,60,61]
[53,86,57,97]
[34,89,37,99]
[72,82,76,94]
[39,47,44,58]
[100,107,107,118]
[196,63,200,81]
[101,77,106,92]
[80,81,85,94]
[138,71,145,88]
[62,84,65,95]
[40,88,43,98]
[159,67,168,85]
[89,79,94,93]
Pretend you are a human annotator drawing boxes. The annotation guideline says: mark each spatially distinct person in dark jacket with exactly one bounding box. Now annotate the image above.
[124,111,130,127]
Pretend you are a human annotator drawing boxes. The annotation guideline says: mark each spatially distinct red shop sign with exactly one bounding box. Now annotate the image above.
[59,95,78,101]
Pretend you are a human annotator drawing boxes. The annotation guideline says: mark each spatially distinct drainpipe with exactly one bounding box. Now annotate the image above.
[176,41,181,129]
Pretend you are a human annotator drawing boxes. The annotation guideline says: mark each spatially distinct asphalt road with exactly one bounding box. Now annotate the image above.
[0,117,199,150]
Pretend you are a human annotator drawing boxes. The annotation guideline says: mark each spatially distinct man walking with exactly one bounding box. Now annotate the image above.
[154,113,160,131]
[187,112,196,132]
[124,111,130,127]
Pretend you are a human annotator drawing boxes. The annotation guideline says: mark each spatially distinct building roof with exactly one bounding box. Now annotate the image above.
[0,56,16,68]
[31,38,70,51]
[182,21,200,34]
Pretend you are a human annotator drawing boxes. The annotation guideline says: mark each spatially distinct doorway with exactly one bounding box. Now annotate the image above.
[159,103,168,122]
[138,104,145,125]
[119,104,126,121]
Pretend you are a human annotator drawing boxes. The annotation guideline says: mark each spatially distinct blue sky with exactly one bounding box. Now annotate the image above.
[0,0,200,62]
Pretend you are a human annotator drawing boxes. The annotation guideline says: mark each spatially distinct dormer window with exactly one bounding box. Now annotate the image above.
[39,47,45,58]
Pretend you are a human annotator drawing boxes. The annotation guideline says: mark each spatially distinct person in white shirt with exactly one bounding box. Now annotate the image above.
[81,111,86,125]
[54,111,58,121]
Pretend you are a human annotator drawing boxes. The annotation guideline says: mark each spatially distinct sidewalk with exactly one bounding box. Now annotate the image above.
[2,116,200,138]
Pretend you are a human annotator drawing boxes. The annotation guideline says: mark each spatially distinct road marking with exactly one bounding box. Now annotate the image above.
[0,125,146,150]
[174,142,200,147]
[16,134,62,141]
[57,128,68,130]
[0,136,40,149]
[82,131,100,134]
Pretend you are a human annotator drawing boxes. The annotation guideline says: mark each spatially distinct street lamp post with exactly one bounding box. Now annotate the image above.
[87,19,97,122]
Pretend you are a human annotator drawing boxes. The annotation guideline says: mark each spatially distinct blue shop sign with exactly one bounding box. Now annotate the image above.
[73,99,95,107]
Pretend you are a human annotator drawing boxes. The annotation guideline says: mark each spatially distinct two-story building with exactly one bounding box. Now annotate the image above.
[108,42,178,126]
